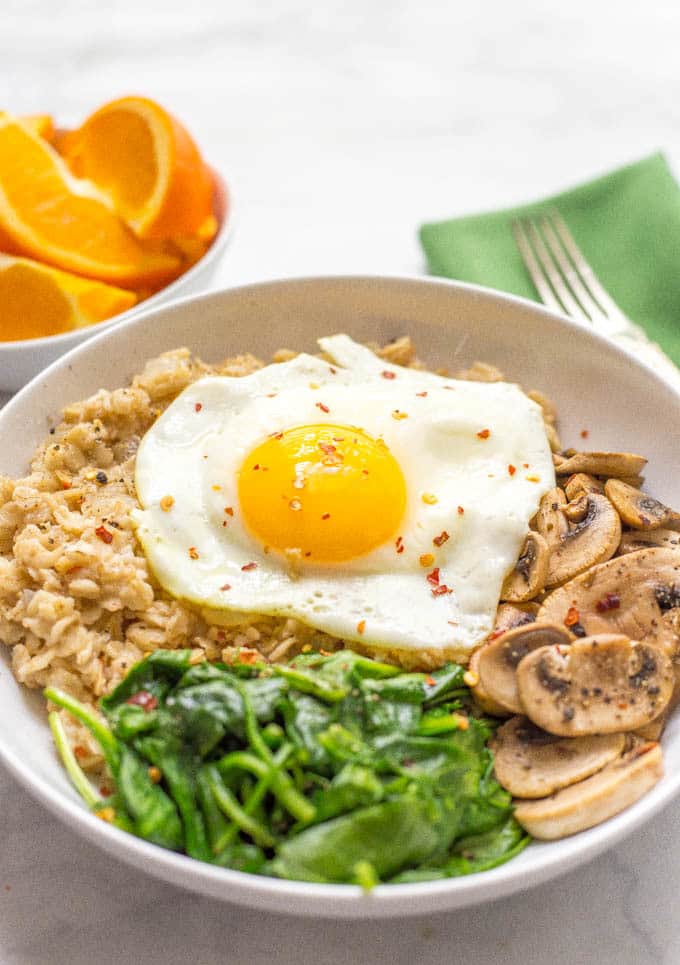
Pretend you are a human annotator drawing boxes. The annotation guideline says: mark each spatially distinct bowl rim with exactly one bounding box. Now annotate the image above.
[2,273,680,917]
[0,167,233,354]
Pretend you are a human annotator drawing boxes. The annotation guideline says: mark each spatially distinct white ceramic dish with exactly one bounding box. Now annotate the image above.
[0,170,233,393]
[1,275,679,918]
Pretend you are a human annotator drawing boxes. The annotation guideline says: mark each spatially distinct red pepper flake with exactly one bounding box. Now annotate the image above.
[95,524,113,544]
[126,690,158,712]
[241,562,258,571]
[332,435,345,442]
[564,605,580,627]
[319,442,337,455]
[433,530,449,547]
[596,592,621,613]
[477,428,490,440]
[432,584,453,597]
[488,629,504,642]
[316,402,330,414]
[424,674,436,686]
[266,393,278,398]
[357,620,366,634]
[100,786,113,797]
[329,366,337,374]
[321,513,331,520]
[188,546,199,560]
[74,745,88,759]
[269,431,284,440]
[427,567,440,586]
[220,583,231,591]
[523,463,529,469]
[457,506,465,515]
[194,402,203,413]
[395,535,405,554]
[508,464,517,476]
[580,429,589,439]
[252,463,260,471]
[224,506,234,516]
[381,370,396,379]
[416,391,428,397]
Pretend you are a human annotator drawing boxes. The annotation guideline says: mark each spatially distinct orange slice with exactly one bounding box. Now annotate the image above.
[0,115,181,286]
[63,95,216,240]
[19,113,55,142]
[0,253,138,341]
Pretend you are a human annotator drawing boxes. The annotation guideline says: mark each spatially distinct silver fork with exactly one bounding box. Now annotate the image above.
[512,209,680,390]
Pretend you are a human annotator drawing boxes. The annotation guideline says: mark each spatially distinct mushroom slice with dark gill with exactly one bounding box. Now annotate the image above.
[493,601,540,634]
[513,741,663,840]
[474,623,572,714]
[544,492,621,589]
[516,634,674,737]
[618,528,680,555]
[604,478,680,531]
[491,716,625,798]
[501,532,550,602]
[537,546,680,658]
[554,450,647,479]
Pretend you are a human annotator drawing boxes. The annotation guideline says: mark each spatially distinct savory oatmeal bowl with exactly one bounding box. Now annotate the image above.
[2,276,680,917]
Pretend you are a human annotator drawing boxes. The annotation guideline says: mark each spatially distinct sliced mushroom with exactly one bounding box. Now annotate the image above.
[513,741,663,840]
[516,634,674,737]
[618,528,680,555]
[545,492,621,588]
[467,647,512,717]
[538,547,680,659]
[501,532,550,602]
[605,478,680,531]
[535,487,568,547]
[491,716,625,798]
[494,601,540,634]
[563,473,604,501]
[476,623,572,714]
[555,450,647,478]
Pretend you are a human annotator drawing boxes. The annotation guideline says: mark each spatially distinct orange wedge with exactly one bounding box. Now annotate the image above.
[63,95,216,240]
[0,253,138,341]
[19,113,55,142]
[0,115,181,286]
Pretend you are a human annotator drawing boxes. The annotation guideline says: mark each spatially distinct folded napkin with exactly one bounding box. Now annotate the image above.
[419,152,680,365]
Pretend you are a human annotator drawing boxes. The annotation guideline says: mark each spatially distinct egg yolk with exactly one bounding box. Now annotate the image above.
[237,424,407,563]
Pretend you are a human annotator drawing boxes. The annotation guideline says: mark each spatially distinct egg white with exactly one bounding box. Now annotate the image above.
[133,335,555,658]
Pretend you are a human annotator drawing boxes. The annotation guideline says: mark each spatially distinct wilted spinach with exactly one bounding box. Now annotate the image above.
[45,648,528,886]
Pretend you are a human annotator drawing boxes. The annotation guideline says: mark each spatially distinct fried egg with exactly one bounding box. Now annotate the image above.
[133,335,555,658]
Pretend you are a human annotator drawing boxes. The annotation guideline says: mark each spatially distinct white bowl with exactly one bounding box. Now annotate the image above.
[1,276,679,918]
[0,170,233,393]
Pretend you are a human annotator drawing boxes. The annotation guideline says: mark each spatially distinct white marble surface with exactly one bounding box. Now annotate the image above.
[3,0,680,961]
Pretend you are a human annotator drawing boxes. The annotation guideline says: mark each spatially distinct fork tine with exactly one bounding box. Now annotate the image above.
[547,208,628,322]
[518,217,587,319]
[511,220,563,313]
[538,214,606,322]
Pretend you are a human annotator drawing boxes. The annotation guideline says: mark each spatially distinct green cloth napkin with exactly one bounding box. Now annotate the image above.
[419,152,680,365]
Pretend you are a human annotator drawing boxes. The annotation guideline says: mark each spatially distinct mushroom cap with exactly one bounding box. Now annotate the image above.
[501,531,550,603]
[605,478,680,531]
[535,487,568,548]
[476,623,572,714]
[516,634,674,737]
[538,546,680,659]
[494,601,540,634]
[564,473,604,501]
[618,528,680,555]
[545,492,622,589]
[468,646,512,717]
[513,741,663,840]
[491,716,625,798]
[555,451,647,478]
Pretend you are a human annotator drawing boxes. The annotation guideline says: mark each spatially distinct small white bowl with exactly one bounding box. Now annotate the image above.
[1,276,680,917]
[0,170,232,393]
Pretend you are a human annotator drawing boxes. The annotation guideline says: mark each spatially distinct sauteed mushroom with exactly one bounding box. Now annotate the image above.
[537,547,680,658]
[544,492,621,588]
[605,478,680,531]
[618,528,680,555]
[475,623,571,714]
[500,532,550,602]
[513,741,663,840]
[491,716,625,798]
[494,601,540,634]
[555,450,647,479]
[563,473,604,501]
[516,634,674,737]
